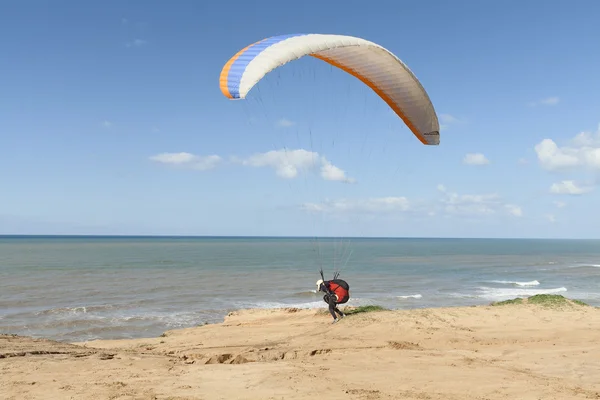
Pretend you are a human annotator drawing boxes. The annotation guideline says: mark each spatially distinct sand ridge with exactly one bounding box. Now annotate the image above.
[2,300,600,400]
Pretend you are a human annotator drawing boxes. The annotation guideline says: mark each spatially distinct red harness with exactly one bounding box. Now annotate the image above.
[328,281,349,303]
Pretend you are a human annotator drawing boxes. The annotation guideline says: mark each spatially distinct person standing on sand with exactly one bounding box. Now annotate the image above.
[316,278,350,323]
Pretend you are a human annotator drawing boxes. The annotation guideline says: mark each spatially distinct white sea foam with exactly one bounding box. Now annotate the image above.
[0,308,223,342]
[244,300,325,309]
[293,290,319,297]
[477,286,567,300]
[397,294,422,299]
[34,304,117,316]
[446,292,478,299]
[568,263,600,268]
[238,297,372,310]
[491,280,540,287]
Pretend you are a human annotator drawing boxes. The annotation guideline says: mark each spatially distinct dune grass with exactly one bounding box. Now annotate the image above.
[344,305,388,315]
[491,297,524,306]
[316,304,388,316]
[491,294,589,308]
[572,299,590,306]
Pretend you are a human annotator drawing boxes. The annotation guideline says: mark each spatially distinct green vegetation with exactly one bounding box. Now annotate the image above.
[315,304,388,316]
[528,294,567,306]
[344,305,388,315]
[572,299,589,306]
[491,297,524,306]
[491,294,589,308]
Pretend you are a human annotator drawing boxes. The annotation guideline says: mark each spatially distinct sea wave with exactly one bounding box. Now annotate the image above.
[293,290,318,297]
[34,304,118,316]
[397,294,422,299]
[568,263,600,268]
[476,286,567,300]
[490,280,540,287]
[236,297,372,310]
[0,309,224,342]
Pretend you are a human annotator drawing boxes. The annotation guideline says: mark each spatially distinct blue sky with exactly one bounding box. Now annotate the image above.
[1,0,599,238]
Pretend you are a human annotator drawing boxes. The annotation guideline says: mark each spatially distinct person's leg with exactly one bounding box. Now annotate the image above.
[336,293,350,317]
[324,294,337,319]
[328,298,337,319]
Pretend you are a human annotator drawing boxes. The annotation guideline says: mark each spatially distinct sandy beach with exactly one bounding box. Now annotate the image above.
[2,296,600,400]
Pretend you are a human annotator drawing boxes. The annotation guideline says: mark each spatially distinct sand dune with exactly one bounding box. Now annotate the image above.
[2,298,600,400]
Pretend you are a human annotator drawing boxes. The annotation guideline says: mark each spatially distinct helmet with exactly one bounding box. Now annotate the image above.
[315,279,324,292]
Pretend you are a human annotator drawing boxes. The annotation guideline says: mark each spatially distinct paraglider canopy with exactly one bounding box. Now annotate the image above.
[219,33,440,145]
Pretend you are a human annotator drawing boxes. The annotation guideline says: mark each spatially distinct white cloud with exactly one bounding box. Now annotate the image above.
[534,140,586,170]
[302,197,410,214]
[126,39,147,47]
[546,214,557,223]
[149,152,222,171]
[554,201,566,208]
[151,152,195,164]
[301,185,522,219]
[528,96,560,107]
[276,118,294,128]
[234,148,355,183]
[320,160,350,182]
[150,147,355,183]
[517,158,529,165]
[439,114,463,130]
[441,193,512,215]
[534,124,600,172]
[440,114,460,124]
[439,187,520,218]
[505,204,523,217]
[549,180,593,195]
[541,97,560,105]
[463,153,490,165]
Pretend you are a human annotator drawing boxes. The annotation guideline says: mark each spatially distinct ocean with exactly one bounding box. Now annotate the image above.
[1,236,599,343]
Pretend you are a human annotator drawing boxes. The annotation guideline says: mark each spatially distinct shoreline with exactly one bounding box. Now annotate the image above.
[2,293,598,345]
[2,295,600,399]
[75,294,599,345]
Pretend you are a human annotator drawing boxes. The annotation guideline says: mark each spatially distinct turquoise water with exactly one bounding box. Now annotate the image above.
[1,236,600,342]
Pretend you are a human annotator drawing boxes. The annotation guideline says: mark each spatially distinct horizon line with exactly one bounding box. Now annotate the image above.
[0,234,596,240]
